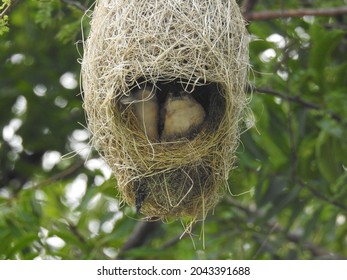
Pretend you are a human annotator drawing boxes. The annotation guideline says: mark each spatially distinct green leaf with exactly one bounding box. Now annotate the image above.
[308,24,344,89]
[315,131,344,183]
[0,16,10,35]
[5,233,39,258]
[56,20,81,44]
[303,206,323,240]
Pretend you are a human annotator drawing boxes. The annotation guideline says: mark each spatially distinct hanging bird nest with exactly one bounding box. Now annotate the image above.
[81,0,249,220]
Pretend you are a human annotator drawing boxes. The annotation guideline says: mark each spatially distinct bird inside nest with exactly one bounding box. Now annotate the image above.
[120,81,207,143]
[120,81,208,213]
[120,85,159,142]
[159,89,206,142]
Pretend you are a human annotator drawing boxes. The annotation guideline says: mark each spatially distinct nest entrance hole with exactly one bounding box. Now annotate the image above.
[122,78,226,139]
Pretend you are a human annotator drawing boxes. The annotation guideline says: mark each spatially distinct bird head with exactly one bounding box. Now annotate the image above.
[120,87,156,104]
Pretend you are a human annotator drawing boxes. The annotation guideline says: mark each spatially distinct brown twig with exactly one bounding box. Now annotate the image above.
[245,6,347,21]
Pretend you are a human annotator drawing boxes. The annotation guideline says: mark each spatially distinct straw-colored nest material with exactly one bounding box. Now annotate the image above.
[81,0,249,219]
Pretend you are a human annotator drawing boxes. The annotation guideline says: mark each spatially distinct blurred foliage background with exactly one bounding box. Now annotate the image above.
[0,0,346,260]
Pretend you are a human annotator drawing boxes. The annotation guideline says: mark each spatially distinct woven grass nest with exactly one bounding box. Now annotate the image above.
[81,0,249,220]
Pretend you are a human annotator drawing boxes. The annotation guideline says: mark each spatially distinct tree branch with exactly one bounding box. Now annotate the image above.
[285,231,340,259]
[60,0,88,12]
[160,230,190,250]
[245,6,347,21]
[58,1,347,22]
[225,197,343,259]
[32,160,84,190]
[117,218,161,259]
[241,0,259,15]
[298,180,347,213]
[0,0,20,18]
[254,87,343,123]
[68,222,86,244]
